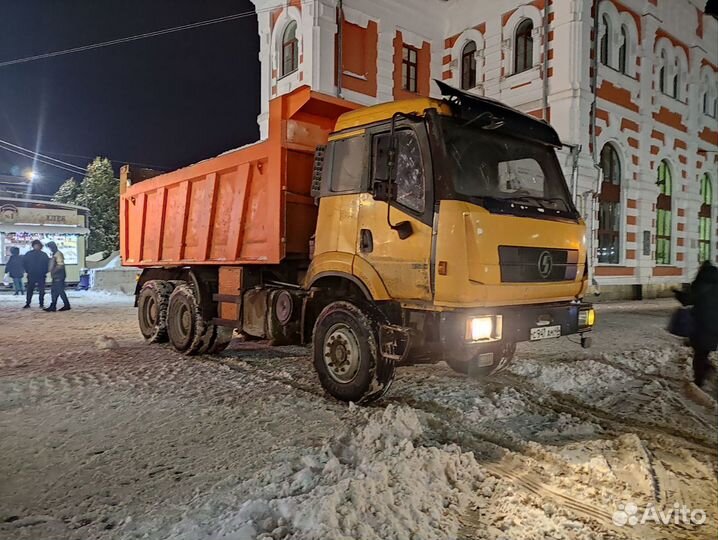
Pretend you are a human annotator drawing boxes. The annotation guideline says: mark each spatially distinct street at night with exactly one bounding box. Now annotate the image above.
[2,0,718,539]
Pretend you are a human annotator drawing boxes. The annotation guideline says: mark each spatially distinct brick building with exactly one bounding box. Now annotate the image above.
[250,0,718,298]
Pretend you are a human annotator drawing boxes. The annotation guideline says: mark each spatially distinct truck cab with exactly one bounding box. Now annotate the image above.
[306,82,593,398]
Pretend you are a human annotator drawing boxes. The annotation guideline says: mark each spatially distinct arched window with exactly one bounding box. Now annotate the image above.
[672,71,679,99]
[704,91,710,115]
[514,19,533,74]
[699,173,713,263]
[599,15,610,66]
[618,26,628,74]
[461,41,477,90]
[598,144,621,264]
[659,50,667,94]
[281,20,299,77]
[656,160,672,264]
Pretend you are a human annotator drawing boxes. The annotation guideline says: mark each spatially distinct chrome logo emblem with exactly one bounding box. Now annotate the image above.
[538,250,553,278]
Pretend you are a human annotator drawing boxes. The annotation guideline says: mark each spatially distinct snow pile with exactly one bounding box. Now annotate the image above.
[607,347,691,379]
[512,358,627,399]
[164,405,484,540]
[95,336,119,350]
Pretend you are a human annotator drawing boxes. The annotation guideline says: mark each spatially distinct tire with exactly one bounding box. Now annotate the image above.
[446,342,517,377]
[137,280,174,343]
[207,327,234,354]
[167,282,233,355]
[167,283,204,354]
[312,301,395,404]
[197,325,234,355]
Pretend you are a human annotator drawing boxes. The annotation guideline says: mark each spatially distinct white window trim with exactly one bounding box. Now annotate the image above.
[597,2,639,79]
[596,139,628,267]
[654,159,677,267]
[502,6,542,76]
[654,38,688,103]
[271,7,302,88]
[450,28,485,92]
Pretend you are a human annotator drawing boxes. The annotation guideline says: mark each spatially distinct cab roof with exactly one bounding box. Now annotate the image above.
[334,97,453,132]
[332,81,563,148]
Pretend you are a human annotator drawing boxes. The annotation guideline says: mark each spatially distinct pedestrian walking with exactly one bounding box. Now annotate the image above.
[674,261,718,389]
[5,247,25,295]
[44,241,70,312]
[22,240,49,309]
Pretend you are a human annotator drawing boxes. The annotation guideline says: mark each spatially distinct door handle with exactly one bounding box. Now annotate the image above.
[360,229,373,253]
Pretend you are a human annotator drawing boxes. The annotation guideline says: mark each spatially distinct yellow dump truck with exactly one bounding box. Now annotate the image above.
[121,82,594,403]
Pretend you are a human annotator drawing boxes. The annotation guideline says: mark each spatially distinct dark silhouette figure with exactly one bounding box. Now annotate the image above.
[675,261,718,387]
[22,240,49,309]
[5,246,25,295]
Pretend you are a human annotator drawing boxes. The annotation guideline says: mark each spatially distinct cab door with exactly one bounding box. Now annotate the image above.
[355,124,434,302]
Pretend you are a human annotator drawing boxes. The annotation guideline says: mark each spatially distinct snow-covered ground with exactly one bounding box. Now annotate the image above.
[0,292,716,540]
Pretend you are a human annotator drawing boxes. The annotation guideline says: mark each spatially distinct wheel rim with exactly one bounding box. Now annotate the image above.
[177,304,192,341]
[139,294,158,336]
[147,297,158,325]
[323,323,361,383]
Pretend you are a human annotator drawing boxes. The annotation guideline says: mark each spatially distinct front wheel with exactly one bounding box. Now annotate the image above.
[312,301,394,404]
[445,342,517,377]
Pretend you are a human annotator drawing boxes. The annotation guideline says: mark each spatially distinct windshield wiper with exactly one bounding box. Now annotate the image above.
[502,195,568,211]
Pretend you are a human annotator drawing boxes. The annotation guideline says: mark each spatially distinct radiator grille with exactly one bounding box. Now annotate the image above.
[499,246,578,283]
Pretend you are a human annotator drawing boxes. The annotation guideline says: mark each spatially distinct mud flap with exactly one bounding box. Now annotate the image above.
[365,325,410,402]
[356,325,410,404]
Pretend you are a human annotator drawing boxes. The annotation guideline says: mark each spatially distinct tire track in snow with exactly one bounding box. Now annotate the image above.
[489,372,717,455]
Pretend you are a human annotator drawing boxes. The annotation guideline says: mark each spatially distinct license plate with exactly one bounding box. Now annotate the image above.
[530,325,561,341]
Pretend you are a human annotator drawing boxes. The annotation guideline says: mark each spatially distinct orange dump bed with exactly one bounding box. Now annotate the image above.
[120,87,357,267]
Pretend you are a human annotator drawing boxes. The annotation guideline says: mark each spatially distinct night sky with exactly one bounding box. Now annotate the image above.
[0,0,260,194]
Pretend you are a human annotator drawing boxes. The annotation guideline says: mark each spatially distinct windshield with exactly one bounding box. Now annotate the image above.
[440,117,576,218]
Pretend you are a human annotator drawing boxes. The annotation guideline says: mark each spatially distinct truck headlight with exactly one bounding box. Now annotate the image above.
[466,316,501,342]
[578,308,595,328]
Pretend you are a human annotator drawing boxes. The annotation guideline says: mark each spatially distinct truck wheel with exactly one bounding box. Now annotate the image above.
[167,283,203,354]
[207,327,234,354]
[197,325,234,355]
[312,301,395,404]
[137,280,174,343]
[446,342,517,377]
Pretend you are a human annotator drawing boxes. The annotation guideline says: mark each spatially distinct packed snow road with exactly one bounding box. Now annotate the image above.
[0,292,716,540]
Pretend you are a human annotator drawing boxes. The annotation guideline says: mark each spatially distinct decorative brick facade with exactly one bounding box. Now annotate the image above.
[251,0,718,297]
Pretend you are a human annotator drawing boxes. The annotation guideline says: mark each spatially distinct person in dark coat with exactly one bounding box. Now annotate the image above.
[22,239,50,309]
[5,246,25,295]
[675,261,718,388]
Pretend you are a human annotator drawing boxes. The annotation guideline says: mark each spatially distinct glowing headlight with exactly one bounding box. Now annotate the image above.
[578,308,595,327]
[467,316,494,341]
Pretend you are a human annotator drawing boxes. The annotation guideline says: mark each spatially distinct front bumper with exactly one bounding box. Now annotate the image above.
[439,301,592,348]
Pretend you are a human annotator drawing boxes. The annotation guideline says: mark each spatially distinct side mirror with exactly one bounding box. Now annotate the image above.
[372,179,397,202]
[394,220,413,240]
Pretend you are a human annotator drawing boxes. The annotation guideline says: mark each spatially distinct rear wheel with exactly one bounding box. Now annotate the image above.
[167,284,203,354]
[137,280,174,343]
[312,301,395,403]
[167,282,233,355]
[198,325,234,355]
[445,342,516,377]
